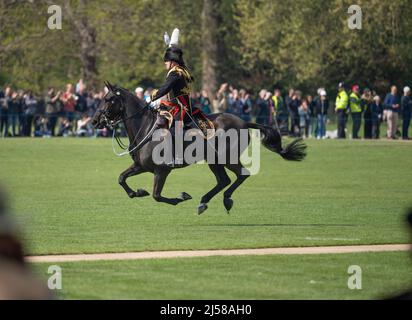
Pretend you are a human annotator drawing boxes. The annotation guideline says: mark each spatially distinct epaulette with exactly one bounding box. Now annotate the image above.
[167,66,192,83]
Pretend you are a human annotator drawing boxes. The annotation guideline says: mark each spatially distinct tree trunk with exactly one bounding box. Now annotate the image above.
[65,0,98,89]
[201,0,219,106]
[77,17,98,88]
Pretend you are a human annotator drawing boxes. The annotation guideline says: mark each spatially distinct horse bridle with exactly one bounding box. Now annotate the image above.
[102,91,148,129]
[101,90,157,156]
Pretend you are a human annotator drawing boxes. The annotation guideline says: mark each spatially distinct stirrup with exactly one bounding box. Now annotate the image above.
[166,157,184,168]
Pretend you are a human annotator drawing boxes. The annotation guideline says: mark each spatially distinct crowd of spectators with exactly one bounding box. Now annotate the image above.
[0,80,106,138]
[211,82,412,140]
[0,80,411,140]
[332,83,412,140]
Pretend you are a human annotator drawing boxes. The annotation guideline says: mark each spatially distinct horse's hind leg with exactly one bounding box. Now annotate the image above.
[223,163,250,213]
[198,164,231,215]
[152,169,192,205]
[118,164,149,198]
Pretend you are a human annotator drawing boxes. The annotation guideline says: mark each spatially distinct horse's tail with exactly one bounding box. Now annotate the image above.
[247,123,307,161]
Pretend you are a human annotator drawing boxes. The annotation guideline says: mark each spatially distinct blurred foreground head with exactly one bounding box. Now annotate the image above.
[387,208,412,300]
[0,189,24,263]
[0,186,53,299]
[408,209,412,249]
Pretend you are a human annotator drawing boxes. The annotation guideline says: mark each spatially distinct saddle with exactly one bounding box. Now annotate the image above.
[159,108,215,140]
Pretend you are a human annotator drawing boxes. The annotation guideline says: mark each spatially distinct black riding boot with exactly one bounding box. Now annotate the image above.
[154,115,184,168]
[167,123,185,168]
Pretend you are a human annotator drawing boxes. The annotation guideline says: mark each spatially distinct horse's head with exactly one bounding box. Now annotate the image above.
[92,81,149,129]
[92,81,125,129]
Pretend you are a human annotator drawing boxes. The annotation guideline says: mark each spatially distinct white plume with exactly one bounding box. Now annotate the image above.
[170,28,180,47]
[163,32,170,46]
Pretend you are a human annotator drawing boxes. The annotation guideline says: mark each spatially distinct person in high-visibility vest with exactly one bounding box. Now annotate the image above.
[272,89,287,134]
[335,82,349,139]
[349,85,362,139]
[272,92,279,114]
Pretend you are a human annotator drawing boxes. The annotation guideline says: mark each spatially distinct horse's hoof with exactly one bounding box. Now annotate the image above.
[198,203,208,215]
[137,189,150,197]
[178,192,192,201]
[223,198,233,213]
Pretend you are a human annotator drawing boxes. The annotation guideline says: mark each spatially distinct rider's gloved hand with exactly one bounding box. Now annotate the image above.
[150,102,159,111]
[147,99,159,111]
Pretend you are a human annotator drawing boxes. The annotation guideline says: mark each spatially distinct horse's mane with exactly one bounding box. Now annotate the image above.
[114,85,147,109]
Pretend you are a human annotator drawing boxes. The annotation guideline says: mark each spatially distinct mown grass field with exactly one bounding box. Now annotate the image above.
[32,251,412,300]
[1,137,412,299]
[0,137,411,255]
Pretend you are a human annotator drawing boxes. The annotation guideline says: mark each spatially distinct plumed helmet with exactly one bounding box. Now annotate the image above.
[163,28,185,66]
[163,46,185,66]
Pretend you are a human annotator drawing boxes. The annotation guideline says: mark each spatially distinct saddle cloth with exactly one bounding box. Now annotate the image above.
[159,101,215,140]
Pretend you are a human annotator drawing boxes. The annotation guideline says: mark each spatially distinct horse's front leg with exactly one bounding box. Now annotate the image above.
[152,168,192,205]
[118,164,149,198]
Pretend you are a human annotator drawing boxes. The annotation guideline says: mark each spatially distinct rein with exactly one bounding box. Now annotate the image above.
[108,107,146,128]
[107,97,156,157]
[111,121,157,157]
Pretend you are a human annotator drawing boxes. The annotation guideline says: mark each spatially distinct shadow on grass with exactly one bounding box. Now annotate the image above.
[194,224,359,227]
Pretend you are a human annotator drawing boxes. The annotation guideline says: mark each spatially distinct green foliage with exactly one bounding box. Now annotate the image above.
[93,0,203,91]
[0,0,203,92]
[1,0,412,94]
[234,0,412,94]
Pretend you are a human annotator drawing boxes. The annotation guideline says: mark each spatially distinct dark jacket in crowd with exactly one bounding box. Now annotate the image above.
[0,91,7,112]
[1,95,10,112]
[289,98,300,115]
[23,95,38,116]
[228,97,243,117]
[9,97,21,115]
[285,96,294,114]
[384,93,401,113]
[371,102,383,121]
[275,96,287,116]
[401,95,412,118]
[241,98,252,121]
[86,95,98,117]
[75,93,88,113]
[315,99,329,116]
[200,96,211,114]
[45,95,59,115]
[255,97,270,125]
[362,100,372,120]
[309,100,316,118]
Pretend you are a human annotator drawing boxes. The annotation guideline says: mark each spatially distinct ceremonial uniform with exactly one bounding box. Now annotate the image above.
[151,64,195,128]
[150,42,210,136]
[148,28,212,167]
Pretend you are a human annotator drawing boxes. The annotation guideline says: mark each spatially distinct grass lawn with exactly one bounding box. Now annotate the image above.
[31,251,412,299]
[0,137,411,255]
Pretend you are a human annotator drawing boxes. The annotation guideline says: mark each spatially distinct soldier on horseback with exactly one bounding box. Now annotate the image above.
[148,28,210,135]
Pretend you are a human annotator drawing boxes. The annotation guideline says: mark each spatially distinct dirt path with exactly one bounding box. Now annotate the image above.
[26,244,410,263]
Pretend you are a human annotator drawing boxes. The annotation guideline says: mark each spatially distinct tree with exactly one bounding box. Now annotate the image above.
[1,0,412,97]
[201,0,219,100]
[64,0,98,88]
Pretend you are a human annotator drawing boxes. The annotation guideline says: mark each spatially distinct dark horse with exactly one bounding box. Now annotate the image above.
[92,82,306,214]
